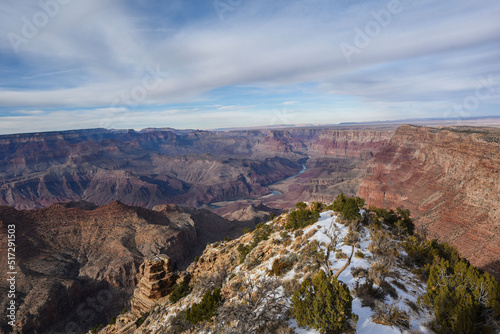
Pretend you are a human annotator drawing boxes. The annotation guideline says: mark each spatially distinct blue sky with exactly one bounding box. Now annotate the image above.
[0,0,499,134]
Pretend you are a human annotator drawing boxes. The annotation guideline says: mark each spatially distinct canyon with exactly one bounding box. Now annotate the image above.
[358,125,500,279]
[0,126,393,211]
[1,123,499,333]
[0,201,250,333]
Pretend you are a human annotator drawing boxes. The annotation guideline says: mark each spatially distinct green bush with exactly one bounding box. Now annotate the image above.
[286,209,320,230]
[292,270,358,333]
[330,193,347,212]
[237,243,252,263]
[296,202,308,210]
[169,280,192,304]
[311,202,325,212]
[341,198,361,221]
[186,288,224,325]
[354,250,365,258]
[135,312,150,327]
[421,259,500,333]
[369,206,414,235]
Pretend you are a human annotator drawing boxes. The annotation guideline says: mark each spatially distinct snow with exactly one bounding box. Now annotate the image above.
[145,209,433,333]
[286,210,432,334]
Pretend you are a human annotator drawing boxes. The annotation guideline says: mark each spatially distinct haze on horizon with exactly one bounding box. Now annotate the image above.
[0,0,499,135]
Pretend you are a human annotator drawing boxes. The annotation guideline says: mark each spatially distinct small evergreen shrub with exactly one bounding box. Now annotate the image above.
[286,209,320,230]
[135,312,150,327]
[186,288,223,325]
[292,270,358,333]
[354,250,365,258]
[169,280,192,304]
[237,223,273,263]
[295,202,308,210]
[421,259,500,333]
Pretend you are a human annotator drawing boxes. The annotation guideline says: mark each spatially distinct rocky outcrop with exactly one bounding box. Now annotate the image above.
[0,201,246,334]
[211,203,282,225]
[358,125,500,279]
[130,255,178,315]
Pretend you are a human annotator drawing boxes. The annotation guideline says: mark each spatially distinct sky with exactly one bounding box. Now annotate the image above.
[0,0,499,134]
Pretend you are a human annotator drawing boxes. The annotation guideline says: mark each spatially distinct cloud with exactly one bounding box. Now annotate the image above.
[0,0,499,133]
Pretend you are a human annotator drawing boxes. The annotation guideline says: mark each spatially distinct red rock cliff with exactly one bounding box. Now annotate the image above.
[358,125,500,279]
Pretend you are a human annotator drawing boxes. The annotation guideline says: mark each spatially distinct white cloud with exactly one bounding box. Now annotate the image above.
[0,0,499,133]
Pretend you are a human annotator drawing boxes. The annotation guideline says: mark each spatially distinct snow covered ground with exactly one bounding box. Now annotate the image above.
[285,211,432,334]
[141,209,434,333]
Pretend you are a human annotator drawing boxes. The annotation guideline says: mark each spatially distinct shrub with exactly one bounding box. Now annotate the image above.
[311,202,325,212]
[269,257,294,276]
[237,223,273,263]
[169,280,192,304]
[353,279,387,308]
[186,288,223,325]
[169,310,191,334]
[216,276,289,333]
[286,209,320,230]
[296,202,307,210]
[237,243,252,263]
[421,259,500,333]
[372,301,410,329]
[351,267,368,279]
[354,250,365,259]
[242,227,252,234]
[135,312,150,327]
[335,250,348,259]
[341,198,361,221]
[292,270,358,333]
[379,280,398,300]
[369,206,414,235]
[330,193,347,212]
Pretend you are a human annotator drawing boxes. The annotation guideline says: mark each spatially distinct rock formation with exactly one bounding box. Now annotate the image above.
[131,255,178,315]
[358,125,500,279]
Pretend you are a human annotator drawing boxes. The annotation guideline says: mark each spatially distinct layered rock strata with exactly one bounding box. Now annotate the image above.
[358,125,500,279]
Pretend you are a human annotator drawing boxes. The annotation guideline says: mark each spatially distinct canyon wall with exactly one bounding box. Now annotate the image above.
[358,125,500,279]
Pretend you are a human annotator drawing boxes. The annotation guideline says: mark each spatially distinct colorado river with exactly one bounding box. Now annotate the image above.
[266,163,307,197]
